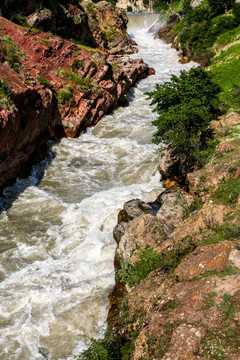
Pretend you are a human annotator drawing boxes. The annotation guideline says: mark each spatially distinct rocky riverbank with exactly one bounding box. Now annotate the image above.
[109,110,240,359]
[0,1,153,192]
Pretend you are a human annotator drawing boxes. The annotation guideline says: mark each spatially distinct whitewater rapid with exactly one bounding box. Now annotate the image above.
[0,13,194,360]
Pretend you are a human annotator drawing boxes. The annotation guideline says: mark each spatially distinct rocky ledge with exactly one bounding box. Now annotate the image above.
[109,112,240,359]
[0,3,153,192]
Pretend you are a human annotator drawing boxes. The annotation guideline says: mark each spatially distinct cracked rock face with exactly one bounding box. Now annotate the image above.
[110,110,240,358]
[0,5,151,191]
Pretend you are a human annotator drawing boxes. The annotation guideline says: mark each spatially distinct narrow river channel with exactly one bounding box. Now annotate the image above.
[0,13,194,360]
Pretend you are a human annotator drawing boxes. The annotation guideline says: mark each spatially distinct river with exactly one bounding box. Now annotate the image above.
[0,13,194,360]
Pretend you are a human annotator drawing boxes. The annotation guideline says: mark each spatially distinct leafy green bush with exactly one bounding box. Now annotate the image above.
[212,15,237,36]
[146,67,221,157]
[58,89,73,104]
[78,330,132,360]
[175,1,240,65]
[178,20,216,64]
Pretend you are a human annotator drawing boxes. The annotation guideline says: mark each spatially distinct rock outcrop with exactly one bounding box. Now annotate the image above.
[0,83,63,193]
[109,112,240,359]
[0,5,152,191]
[0,0,137,55]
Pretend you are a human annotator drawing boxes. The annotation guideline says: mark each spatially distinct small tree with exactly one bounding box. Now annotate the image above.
[146,67,221,156]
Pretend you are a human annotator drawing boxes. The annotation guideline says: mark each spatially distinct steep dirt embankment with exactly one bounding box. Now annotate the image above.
[110,112,240,359]
[0,2,153,192]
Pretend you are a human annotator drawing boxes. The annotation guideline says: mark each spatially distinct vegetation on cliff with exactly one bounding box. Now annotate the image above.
[170,0,240,65]
[101,2,240,360]
[146,67,221,160]
[79,1,240,358]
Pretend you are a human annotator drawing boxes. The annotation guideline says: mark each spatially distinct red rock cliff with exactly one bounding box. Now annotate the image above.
[0,4,152,192]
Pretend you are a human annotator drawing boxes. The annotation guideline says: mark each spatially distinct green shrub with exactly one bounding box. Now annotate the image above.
[0,35,23,72]
[118,243,195,287]
[71,59,84,72]
[146,67,221,156]
[126,5,133,12]
[208,0,235,16]
[78,330,132,360]
[58,89,74,104]
[212,15,237,36]
[233,3,240,24]
[0,79,12,108]
[37,75,50,88]
[10,14,28,27]
[118,246,163,287]
[60,69,90,88]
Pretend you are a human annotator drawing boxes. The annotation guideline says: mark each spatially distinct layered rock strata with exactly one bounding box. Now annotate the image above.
[0,6,152,191]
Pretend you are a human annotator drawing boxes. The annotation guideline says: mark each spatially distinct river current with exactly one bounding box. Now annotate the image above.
[0,13,194,360]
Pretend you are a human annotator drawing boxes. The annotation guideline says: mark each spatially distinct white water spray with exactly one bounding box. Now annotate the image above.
[0,14,194,360]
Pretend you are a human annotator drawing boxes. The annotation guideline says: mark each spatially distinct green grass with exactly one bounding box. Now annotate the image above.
[211,177,240,205]
[189,265,240,282]
[200,291,240,358]
[0,35,24,72]
[60,69,91,91]
[118,243,195,288]
[210,41,240,111]
[216,23,240,46]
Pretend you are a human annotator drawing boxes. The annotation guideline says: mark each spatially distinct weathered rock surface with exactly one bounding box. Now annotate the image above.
[156,189,186,234]
[113,199,154,244]
[174,241,233,281]
[0,75,63,192]
[158,147,196,188]
[156,14,181,44]
[116,214,168,264]
[110,112,240,359]
[0,11,151,191]
[1,0,137,55]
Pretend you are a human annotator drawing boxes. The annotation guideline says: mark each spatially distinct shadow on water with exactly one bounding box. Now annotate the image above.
[0,141,57,214]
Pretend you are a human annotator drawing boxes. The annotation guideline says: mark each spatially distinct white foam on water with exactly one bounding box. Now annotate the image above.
[0,13,196,360]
